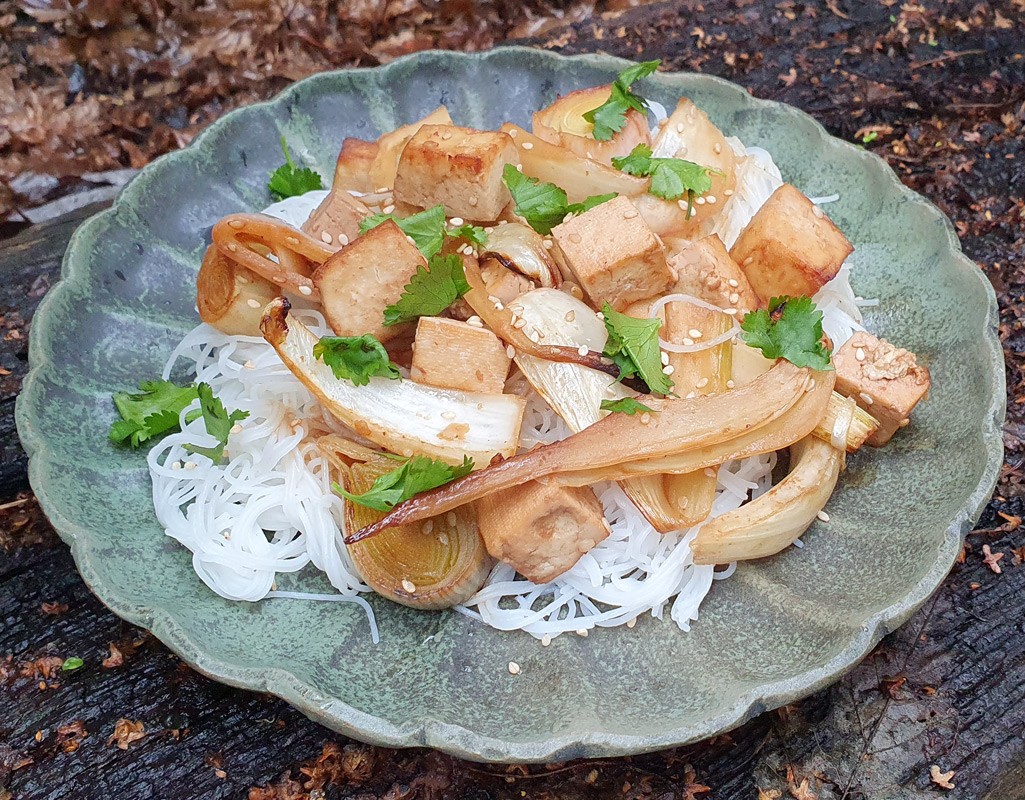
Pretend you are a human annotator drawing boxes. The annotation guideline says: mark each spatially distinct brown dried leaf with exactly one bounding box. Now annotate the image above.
[930,765,956,789]
[102,642,125,669]
[40,601,68,615]
[982,544,1004,573]
[107,718,146,750]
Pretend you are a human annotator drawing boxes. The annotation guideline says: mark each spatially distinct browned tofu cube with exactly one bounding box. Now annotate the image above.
[301,188,370,247]
[730,184,853,302]
[552,196,672,311]
[312,220,425,342]
[477,479,610,583]
[410,316,512,394]
[393,125,517,221]
[667,234,759,316]
[334,138,378,194]
[833,331,930,446]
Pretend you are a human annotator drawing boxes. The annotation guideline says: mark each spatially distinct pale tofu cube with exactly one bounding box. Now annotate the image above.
[552,196,672,311]
[312,220,425,342]
[334,138,378,194]
[477,479,610,583]
[393,125,517,221]
[301,188,370,247]
[832,331,930,446]
[667,234,759,316]
[410,316,512,394]
[370,106,453,191]
[730,184,853,302]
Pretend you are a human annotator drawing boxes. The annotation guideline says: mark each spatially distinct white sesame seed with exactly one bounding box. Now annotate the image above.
[812,205,824,219]
[626,618,637,629]
[508,661,521,675]
[568,233,582,244]
[171,461,181,470]
[704,467,716,477]
[406,235,417,246]
[661,351,670,366]
[469,196,479,207]
[689,328,702,338]
[513,318,526,329]
[541,634,551,646]
[542,239,554,249]
[728,278,740,288]
[724,308,738,315]
[899,418,910,428]
[508,128,517,137]
[576,628,589,637]
[382,204,395,214]
[441,411,456,420]
[506,345,516,358]
[695,196,706,205]
[247,298,261,308]
[713,142,722,154]
[437,531,449,545]
[685,391,697,399]
[320,230,333,244]
[446,511,457,526]
[817,510,831,523]
[676,122,685,133]
[623,208,639,219]
[298,285,313,296]
[565,310,576,323]
[859,392,874,405]
[338,233,349,246]
[706,195,717,204]
[244,360,255,370]
[682,337,695,346]
[401,579,416,593]
[743,256,754,266]
[522,141,534,150]
[662,365,675,375]
[595,311,604,320]
[855,347,866,362]
[696,377,709,388]
[375,186,389,193]
[449,216,464,226]
[726,380,735,389]
[640,413,651,425]
[466,315,484,328]
[729,292,740,304]
[423,519,434,534]
[184,461,198,471]
[577,345,589,356]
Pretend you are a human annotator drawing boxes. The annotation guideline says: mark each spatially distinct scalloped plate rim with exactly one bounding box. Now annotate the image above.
[15,46,1005,763]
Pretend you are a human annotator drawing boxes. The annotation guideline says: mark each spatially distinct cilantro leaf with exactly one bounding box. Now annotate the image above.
[602,303,674,395]
[336,455,474,512]
[502,165,617,234]
[267,136,323,201]
[583,60,660,141]
[611,144,719,214]
[448,223,488,247]
[359,204,447,258]
[383,254,470,326]
[600,397,656,415]
[109,379,199,448]
[182,383,250,462]
[61,656,84,671]
[313,334,402,386]
[740,296,833,370]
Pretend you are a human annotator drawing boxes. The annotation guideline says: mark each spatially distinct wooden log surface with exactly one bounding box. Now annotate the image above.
[2,1,1024,798]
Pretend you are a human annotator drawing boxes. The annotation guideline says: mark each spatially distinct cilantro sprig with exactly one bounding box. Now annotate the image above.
[268,136,323,201]
[359,205,489,258]
[383,254,470,326]
[602,303,674,396]
[583,60,660,141]
[600,397,656,416]
[182,383,250,462]
[502,165,617,235]
[314,335,402,386]
[109,379,200,448]
[336,455,474,512]
[740,296,833,370]
[611,144,719,217]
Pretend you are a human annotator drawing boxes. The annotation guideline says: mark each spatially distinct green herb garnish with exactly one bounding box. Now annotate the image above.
[182,383,250,462]
[268,136,323,201]
[601,303,674,395]
[600,397,656,415]
[611,143,719,216]
[583,60,660,141]
[448,223,488,247]
[336,455,474,511]
[739,296,832,370]
[109,379,200,448]
[502,165,617,234]
[359,204,447,259]
[382,254,470,326]
[313,335,402,386]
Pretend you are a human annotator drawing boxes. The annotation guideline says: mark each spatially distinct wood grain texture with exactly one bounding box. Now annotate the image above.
[2,1,1023,797]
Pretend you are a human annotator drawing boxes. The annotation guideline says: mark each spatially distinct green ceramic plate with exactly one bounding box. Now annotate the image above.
[16,48,1004,763]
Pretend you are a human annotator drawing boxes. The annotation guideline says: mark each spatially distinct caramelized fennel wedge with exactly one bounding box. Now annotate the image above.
[260,297,525,465]
[345,361,824,543]
[690,436,843,565]
[343,457,492,610]
[196,245,278,336]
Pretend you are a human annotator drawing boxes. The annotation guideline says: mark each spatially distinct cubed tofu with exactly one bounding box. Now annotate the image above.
[552,196,672,311]
[832,331,930,446]
[667,234,759,316]
[394,124,517,221]
[312,220,425,342]
[301,188,370,247]
[410,316,512,394]
[476,479,610,583]
[334,138,378,194]
[730,184,853,302]
[370,106,453,191]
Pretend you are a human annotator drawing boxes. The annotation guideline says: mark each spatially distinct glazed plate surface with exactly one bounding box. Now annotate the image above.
[15,48,1004,762]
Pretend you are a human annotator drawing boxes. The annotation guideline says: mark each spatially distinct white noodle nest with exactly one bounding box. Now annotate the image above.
[147,129,871,641]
